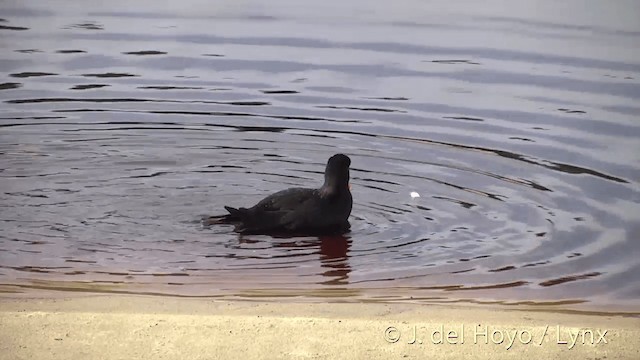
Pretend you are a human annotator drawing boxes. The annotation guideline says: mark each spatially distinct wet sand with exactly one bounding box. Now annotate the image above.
[1,296,638,359]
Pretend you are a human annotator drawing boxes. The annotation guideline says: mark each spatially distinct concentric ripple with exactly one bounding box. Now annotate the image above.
[0,0,639,312]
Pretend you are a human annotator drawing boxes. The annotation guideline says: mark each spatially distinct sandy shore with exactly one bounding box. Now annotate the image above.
[0,296,638,360]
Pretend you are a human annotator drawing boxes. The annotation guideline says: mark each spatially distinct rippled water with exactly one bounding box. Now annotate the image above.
[1,0,639,312]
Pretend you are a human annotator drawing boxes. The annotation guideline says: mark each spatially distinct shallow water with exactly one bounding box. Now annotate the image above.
[1,0,639,312]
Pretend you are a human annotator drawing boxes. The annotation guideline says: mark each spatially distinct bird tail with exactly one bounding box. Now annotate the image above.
[224,206,243,218]
[202,206,244,226]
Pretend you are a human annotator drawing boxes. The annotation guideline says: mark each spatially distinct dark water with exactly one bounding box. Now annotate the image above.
[1,0,639,312]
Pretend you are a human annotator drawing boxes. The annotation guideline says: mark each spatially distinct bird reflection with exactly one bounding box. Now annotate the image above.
[317,234,351,285]
[236,233,352,286]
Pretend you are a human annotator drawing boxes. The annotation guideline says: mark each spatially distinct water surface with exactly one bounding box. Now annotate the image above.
[1,0,639,312]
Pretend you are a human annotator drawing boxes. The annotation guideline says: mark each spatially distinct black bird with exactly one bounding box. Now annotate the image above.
[204,154,353,235]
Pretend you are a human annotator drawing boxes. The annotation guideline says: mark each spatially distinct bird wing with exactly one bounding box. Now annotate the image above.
[225,188,319,233]
[254,188,318,212]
